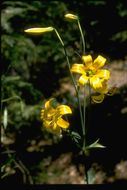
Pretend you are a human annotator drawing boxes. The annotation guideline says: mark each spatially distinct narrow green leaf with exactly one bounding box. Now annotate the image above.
[92,143,106,148]
[86,139,106,149]
[88,139,100,147]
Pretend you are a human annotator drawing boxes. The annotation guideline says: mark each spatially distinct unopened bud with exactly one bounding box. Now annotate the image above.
[24,27,54,34]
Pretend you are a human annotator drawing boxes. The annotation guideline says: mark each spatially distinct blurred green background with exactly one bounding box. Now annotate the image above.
[1,0,127,184]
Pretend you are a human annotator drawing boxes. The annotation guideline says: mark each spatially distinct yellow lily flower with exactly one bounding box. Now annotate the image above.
[71,55,110,91]
[40,98,72,134]
[24,27,54,34]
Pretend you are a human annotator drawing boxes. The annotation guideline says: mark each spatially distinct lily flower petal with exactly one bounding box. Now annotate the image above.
[24,27,54,33]
[90,76,103,89]
[43,99,56,118]
[96,69,110,80]
[82,55,93,68]
[91,94,105,103]
[79,74,89,86]
[95,80,109,94]
[57,118,70,129]
[45,98,57,109]
[93,55,106,69]
[71,64,85,74]
[57,105,72,115]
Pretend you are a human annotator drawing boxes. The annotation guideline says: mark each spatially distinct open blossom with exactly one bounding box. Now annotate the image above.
[40,98,72,134]
[71,55,110,91]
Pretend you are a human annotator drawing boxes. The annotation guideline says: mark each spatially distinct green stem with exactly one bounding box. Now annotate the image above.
[77,86,85,137]
[88,79,91,105]
[77,19,85,55]
[77,19,86,146]
[77,19,87,150]
[84,152,89,184]
[54,28,64,47]
[54,28,84,135]
[1,96,22,103]
[83,80,92,185]
[77,21,88,183]
[83,86,86,148]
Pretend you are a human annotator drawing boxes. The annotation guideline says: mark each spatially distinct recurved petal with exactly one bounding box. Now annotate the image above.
[71,64,85,74]
[93,55,106,69]
[91,94,105,103]
[24,27,54,33]
[57,117,70,129]
[45,98,54,109]
[57,105,72,115]
[97,69,110,80]
[45,98,57,111]
[82,55,93,68]
[44,99,56,117]
[78,74,89,86]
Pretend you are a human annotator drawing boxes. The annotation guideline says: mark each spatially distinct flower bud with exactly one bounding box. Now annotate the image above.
[24,27,54,33]
[64,13,78,20]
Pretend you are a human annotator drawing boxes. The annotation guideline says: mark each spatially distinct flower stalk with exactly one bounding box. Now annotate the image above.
[77,19,86,55]
[53,28,85,136]
[77,18,87,148]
